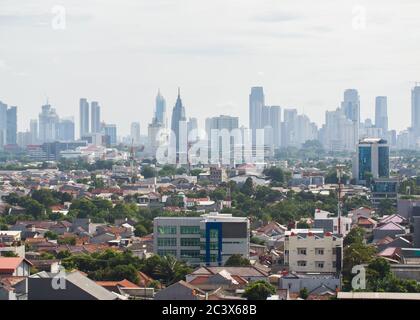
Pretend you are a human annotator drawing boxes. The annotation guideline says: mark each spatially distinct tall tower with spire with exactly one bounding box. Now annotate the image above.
[170,88,187,162]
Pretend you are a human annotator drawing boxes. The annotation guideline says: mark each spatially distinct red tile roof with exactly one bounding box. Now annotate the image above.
[0,257,32,273]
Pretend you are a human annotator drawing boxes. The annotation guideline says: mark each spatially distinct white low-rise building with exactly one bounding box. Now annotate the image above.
[284,229,343,274]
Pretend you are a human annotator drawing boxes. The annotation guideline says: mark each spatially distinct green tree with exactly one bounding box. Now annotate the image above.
[241,177,254,196]
[242,280,276,300]
[153,255,192,286]
[343,227,365,246]
[134,223,148,237]
[264,167,284,184]
[377,199,395,216]
[141,166,156,178]
[299,287,309,299]
[224,254,251,267]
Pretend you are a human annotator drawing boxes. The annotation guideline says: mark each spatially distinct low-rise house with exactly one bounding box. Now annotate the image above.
[0,257,32,277]
[186,266,269,283]
[0,231,25,257]
[187,269,248,292]
[348,207,375,224]
[378,214,408,227]
[154,280,205,300]
[28,270,118,300]
[373,222,406,241]
[356,216,377,234]
[313,209,352,237]
[279,272,340,294]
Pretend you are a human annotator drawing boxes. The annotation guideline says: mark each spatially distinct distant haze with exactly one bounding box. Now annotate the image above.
[1,0,420,136]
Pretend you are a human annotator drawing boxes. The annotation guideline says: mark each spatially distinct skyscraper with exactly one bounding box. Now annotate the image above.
[170,88,187,161]
[342,89,360,123]
[269,106,282,148]
[39,104,59,143]
[411,85,420,138]
[341,89,360,148]
[6,106,17,145]
[249,87,264,145]
[30,119,38,144]
[282,108,297,147]
[58,118,75,141]
[79,98,89,138]
[103,123,117,146]
[187,117,198,142]
[375,96,388,136]
[130,122,141,145]
[90,101,101,134]
[155,90,167,127]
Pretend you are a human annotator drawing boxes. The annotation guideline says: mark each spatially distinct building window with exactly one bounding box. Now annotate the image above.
[180,238,200,247]
[180,226,201,234]
[157,226,177,235]
[332,248,337,255]
[333,261,337,268]
[297,260,307,267]
[157,238,177,247]
[315,248,324,255]
[297,248,307,255]
[209,241,219,250]
[209,229,219,239]
[180,250,200,259]
[158,249,177,257]
[316,261,325,268]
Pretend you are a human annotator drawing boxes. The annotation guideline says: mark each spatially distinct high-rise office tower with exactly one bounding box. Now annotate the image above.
[30,119,38,144]
[375,96,388,136]
[6,106,17,145]
[58,118,75,141]
[0,102,8,147]
[342,89,360,123]
[322,108,356,152]
[79,98,89,138]
[269,106,282,148]
[341,89,360,148]
[90,101,101,134]
[130,122,141,145]
[411,85,420,138]
[249,87,265,145]
[39,104,59,143]
[103,123,117,146]
[155,90,167,127]
[170,88,187,160]
[282,108,298,147]
[353,138,389,184]
[187,117,198,142]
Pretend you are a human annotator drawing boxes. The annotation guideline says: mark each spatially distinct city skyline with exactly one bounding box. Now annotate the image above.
[1,1,420,135]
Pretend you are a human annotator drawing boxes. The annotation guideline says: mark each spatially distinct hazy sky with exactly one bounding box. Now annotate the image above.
[1,0,420,137]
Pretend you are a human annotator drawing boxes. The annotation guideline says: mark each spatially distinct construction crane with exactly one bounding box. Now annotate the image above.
[129,138,137,183]
[336,164,346,236]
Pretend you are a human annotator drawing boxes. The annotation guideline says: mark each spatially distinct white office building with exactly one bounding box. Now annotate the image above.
[153,212,250,266]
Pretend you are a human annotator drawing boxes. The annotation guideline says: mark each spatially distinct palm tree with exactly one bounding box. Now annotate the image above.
[154,255,192,286]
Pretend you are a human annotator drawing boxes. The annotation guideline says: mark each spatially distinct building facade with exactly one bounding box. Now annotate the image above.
[153,213,250,266]
[284,229,343,274]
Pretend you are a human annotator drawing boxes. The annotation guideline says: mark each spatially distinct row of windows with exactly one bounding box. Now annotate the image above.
[157,238,200,247]
[157,238,177,247]
[297,248,328,255]
[296,261,337,268]
[157,249,177,256]
[180,250,200,259]
[157,225,202,235]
